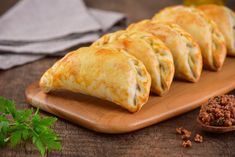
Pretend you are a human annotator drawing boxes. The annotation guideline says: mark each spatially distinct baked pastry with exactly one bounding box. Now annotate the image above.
[198,4,235,56]
[128,20,202,82]
[92,30,174,95]
[153,5,226,71]
[40,46,151,112]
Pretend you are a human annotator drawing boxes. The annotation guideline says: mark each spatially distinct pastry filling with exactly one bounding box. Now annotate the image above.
[132,59,145,106]
[186,42,198,79]
[143,36,166,90]
[180,32,198,80]
[135,67,144,106]
[158,63,167,90]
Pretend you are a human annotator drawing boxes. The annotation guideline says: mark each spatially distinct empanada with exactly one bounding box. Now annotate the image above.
[153,5,226,71]
[198,4,235,56]
[127,20,202,82]
[40,46,151,112]
[92,30,174,95]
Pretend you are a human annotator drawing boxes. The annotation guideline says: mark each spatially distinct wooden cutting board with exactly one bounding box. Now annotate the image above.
[25,58,235,134]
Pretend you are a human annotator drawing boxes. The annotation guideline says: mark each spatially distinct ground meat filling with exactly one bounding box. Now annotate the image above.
[194,134,203,143]
[176,127,192,140]
[182,140,192,148]
[186,42,197,79]
[199,95,235,127]
[132,58,148,106]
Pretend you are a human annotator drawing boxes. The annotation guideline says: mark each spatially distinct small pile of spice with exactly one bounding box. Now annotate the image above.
[194,134,203,143]
[182,140,192,147]
[199,95,235,127]
[176,127,191,140]
[176,127,203,148]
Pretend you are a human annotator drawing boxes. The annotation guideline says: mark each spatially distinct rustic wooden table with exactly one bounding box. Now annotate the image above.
[0,0,235,156]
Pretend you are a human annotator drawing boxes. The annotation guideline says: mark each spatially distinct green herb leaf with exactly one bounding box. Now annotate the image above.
[22,129,29,140]
[33,136,46,156]
[14,109,32,122]
[0,134,6,146]
[0,96,61,156]
[39,129,61,151]
[0,120,9,146]
[0,97,16,118]
[10,130,22,146]
[0,120,9,132]
[40,117,57,127]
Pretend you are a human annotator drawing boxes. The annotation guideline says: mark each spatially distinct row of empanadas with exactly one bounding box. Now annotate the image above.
[198,5,235,56]
[153,5,227,71]
[127,20,202,82]
[92,30,174,95]
[40,4,234,113]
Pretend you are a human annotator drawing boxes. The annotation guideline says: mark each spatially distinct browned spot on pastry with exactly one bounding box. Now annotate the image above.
[123,39,131,47]
[96,48,118,55]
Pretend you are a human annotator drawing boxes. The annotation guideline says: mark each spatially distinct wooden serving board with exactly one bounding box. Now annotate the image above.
[25,58,235,134]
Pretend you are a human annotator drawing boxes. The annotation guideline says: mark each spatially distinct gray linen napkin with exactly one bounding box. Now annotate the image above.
[0,0,126,69]
[0,54,43,70]
[0,0,100,42]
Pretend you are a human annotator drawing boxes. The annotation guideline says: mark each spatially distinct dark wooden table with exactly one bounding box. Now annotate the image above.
[0,0,235,156]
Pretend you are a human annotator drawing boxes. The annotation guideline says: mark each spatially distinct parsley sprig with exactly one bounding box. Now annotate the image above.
[0,97,61,156]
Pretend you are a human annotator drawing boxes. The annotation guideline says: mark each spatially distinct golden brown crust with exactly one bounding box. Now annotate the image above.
[92,30,174,95]
[153,5,227,71]
[127,20,202,82]
[198,4,235,57]
[40,46,151,112]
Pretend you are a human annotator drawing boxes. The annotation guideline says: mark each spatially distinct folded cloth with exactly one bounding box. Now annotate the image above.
[0,54,43,70]
[0,0,126,69]
[0,33,99,54]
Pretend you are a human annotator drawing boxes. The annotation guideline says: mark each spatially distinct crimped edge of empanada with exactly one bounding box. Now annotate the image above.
[165,22,202,82]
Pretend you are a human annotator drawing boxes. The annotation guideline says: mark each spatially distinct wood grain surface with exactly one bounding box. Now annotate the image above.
[0,0,235,156]
[25,58,235,133]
